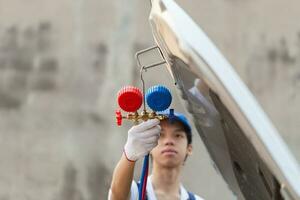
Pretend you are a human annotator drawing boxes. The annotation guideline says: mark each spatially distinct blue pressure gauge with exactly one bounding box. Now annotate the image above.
[145,85,172,112]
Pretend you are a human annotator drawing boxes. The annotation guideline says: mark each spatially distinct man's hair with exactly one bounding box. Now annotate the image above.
[158,110,192,145]
[183,124,192,145]
[171,112,192,145]
[167,118,193,144]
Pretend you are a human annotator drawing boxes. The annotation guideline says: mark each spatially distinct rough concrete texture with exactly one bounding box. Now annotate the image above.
[0,0,299,199]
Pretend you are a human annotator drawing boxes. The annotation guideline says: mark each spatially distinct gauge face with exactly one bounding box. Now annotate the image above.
[146,85,172,112]
[149,0,300,199]
[117,86,143,112]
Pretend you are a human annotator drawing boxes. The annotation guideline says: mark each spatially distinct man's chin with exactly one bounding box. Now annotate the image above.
[159,159,182,168]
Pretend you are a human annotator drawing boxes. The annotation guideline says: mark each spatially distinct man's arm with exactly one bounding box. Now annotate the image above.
[110,153,135,200]
[109,119,161,200]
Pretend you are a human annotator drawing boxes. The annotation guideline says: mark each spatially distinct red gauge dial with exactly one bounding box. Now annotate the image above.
[117,86,143,112]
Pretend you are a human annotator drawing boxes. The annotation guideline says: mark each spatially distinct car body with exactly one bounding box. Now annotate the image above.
[148,0,300,199]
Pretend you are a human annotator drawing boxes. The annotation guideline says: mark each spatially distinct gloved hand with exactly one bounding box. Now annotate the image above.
[124,119,161,162]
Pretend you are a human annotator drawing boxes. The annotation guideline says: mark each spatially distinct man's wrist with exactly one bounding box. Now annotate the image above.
[123,148,136,163]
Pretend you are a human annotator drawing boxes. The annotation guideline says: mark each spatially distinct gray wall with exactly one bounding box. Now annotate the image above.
[0,0,299,199]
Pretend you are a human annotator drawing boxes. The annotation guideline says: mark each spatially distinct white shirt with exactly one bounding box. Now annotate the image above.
[109,175,205,200]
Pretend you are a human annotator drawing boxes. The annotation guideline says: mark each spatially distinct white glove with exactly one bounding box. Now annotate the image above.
[124,119,161,162]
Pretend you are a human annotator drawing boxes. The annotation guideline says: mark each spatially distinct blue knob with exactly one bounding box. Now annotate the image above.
[146,85,172,112]
[169,109,175,122]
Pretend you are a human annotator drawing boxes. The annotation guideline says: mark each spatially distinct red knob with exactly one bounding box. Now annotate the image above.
[116,110,122,126]
[117,86,143,112]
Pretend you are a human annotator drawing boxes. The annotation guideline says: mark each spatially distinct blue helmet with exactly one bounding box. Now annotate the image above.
[158,109,192,144]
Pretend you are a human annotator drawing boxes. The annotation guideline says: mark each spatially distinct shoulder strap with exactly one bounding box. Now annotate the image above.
[188,191,196,200]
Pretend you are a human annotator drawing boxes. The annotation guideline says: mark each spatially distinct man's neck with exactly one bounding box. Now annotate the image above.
[151,164,182,197]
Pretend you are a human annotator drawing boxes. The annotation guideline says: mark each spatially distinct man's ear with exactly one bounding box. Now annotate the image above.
[183,144,193,164]
[187,144,193,156]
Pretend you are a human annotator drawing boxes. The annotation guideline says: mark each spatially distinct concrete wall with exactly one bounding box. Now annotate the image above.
[0,0,299,199]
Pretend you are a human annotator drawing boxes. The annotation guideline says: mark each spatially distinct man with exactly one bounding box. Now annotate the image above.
[109,111,205,200]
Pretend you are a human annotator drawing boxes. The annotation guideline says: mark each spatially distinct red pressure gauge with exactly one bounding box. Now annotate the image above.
[117,86,143,112]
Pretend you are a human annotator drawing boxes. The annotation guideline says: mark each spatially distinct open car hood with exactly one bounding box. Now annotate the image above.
[149,0,300,199]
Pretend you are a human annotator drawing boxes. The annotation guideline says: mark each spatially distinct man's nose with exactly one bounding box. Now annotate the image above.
[163,136,175,146]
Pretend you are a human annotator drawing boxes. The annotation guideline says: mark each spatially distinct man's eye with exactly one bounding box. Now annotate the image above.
[176,134,183,138]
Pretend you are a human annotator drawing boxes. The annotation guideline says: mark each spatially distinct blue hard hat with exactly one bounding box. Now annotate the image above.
[158,109,192,144]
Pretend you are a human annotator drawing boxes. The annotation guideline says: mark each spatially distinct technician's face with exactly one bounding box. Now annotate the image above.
[151,120,192,168]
